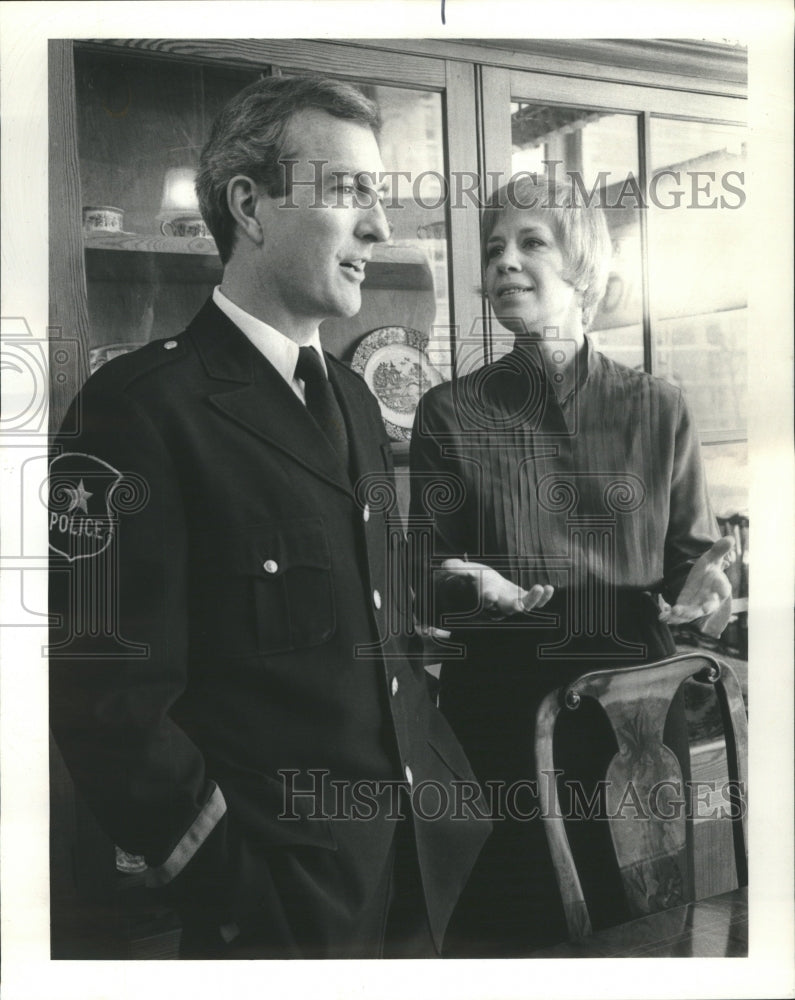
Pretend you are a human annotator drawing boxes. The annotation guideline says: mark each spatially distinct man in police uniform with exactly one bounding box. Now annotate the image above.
[49,76,490,959]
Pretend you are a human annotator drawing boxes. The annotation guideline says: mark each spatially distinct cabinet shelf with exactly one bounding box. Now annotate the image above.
[84,231,218,255]
[85,240,222,285]
[84,233,434,290]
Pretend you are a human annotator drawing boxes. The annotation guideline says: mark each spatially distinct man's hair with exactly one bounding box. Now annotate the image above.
[481,174,613,329]
[196,75,381,264]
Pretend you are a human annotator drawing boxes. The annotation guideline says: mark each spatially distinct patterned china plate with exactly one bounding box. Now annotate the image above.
[351,326,444,441]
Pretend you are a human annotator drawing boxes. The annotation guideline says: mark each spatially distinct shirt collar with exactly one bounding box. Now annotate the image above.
[212,286,326,384]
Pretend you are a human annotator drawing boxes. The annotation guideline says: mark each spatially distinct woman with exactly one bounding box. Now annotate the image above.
[409,175,733,956]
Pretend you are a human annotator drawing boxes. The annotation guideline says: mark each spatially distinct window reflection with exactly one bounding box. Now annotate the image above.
[649,119,747,440]
[373,85,452,380]
[76,53,258,241]
[700,440,748,518]
[315,83,453,443]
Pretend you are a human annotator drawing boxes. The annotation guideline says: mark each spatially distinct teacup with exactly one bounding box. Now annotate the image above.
[160,215,211,239]
[83,205,124,234]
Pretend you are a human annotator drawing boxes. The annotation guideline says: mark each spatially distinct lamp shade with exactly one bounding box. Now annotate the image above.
[159,167,200,217]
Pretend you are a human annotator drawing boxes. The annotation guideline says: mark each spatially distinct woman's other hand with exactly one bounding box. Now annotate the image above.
[658,536,736,636]
[441,558,554,621]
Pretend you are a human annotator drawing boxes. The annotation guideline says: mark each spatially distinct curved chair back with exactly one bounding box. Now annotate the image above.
[534,652,748,939]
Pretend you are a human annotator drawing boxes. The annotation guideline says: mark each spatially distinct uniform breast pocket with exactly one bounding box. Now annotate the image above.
[194,518,336,657]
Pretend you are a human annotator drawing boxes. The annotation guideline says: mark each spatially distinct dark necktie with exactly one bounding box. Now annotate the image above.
[295,346,350,472]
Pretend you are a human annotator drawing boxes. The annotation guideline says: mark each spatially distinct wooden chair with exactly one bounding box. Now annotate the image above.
[534,652,748,939]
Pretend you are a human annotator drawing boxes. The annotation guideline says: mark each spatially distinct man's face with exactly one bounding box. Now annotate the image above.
[252,109,389,335]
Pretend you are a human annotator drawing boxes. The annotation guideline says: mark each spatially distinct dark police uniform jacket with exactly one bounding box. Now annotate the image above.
[49,299,490,956]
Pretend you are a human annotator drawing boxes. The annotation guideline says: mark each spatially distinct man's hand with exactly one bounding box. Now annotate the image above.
[658,536,736,637]
[441,558,554,621]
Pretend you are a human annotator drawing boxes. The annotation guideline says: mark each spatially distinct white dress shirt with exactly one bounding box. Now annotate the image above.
[212,286,326,403]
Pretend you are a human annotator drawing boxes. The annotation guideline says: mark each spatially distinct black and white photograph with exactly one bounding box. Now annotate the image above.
[0,3,793,999]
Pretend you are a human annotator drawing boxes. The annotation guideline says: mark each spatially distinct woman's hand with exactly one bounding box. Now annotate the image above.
[658,536,736,637]
[441,558,554,621]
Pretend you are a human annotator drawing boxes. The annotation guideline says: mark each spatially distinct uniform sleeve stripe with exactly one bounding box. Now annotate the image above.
[144,782,227,887]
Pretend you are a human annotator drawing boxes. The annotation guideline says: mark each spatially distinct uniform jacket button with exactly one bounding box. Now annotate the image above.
[404,764,413,787]
[263,559,278,574]
[363,503,370,523]
[373,589,382,610]
[163,340,178,350]
[391,676,399,696]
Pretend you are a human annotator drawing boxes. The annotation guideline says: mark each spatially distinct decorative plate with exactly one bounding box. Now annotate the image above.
[351,326,444,441]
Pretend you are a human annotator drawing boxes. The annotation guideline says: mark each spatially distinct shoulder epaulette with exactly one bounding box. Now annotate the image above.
[87,335,188,392]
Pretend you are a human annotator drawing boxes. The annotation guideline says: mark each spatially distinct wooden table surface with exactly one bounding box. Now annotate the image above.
[529,887,748,958]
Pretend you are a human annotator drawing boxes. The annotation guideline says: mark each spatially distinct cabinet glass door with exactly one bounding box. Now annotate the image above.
[648,117,748,515]
[648,118,747,439]
[75,47,259,369]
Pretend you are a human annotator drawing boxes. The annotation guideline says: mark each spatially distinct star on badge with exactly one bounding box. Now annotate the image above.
[65,479,93,514]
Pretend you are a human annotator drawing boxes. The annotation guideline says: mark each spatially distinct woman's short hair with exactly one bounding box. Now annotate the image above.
[196,76,381,264]
[481,174,613,328]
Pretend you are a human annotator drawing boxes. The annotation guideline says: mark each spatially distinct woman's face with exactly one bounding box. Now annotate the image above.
[484,205,583,337]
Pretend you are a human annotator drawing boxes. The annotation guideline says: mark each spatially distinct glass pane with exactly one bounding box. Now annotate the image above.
[510,103,644,369]
[311,82,452,442]
[76,51,258,242]
[372,85,452,378]
[649,119,747,438]
[75,49,259,362]
[700,440,748,518]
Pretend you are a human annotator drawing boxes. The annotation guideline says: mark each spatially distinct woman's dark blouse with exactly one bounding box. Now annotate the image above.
[409,337,718,614]
[409,337,719,955]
